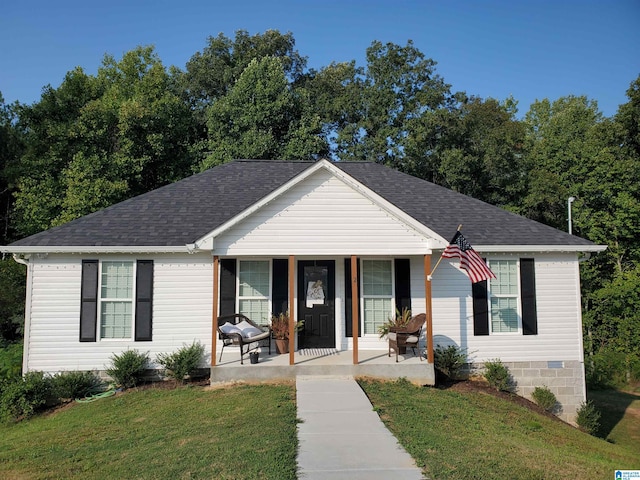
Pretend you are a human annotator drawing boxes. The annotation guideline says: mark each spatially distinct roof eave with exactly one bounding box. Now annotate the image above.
[2,245,199,255]
[471,244,607,253]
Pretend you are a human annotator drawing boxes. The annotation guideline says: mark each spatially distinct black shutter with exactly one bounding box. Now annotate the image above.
[344,258,361,337]
[80,260,98,342]
[135,260,153,341]
[272,259,288,315]
[394,258,411,314]
[472,280,490,336]
[219,258,236,316]
[520,258,538,335]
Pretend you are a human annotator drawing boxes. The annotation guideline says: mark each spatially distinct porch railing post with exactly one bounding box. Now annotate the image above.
[351,255,359,364]
[289,255,295,366]
[424,254,434,364]
[211,255,219,367]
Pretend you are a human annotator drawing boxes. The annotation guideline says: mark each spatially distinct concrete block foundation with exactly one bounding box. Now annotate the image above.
[469,360,586,424]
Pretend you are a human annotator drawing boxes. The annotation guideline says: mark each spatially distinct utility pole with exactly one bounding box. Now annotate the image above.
[567,196,575,234]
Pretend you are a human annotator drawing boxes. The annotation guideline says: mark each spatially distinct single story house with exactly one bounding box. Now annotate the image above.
[3,159,605,423]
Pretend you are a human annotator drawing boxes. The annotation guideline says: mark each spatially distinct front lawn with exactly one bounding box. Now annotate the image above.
[0,382,298,480]
[359,378,640,480]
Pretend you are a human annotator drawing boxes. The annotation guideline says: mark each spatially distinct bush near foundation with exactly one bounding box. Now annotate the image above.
[531,386,558,413]
[576,400,601,435]
[106,350,150,388]
[51,371,103,400]
[484,359,513,392]
[156,341,205,383]
[434,344,468,380]
[0,371,53,423]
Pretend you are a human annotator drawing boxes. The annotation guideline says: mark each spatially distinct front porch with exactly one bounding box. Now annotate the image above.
[210,347,435,385]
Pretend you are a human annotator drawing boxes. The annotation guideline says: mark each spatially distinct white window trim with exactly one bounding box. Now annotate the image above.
[236,259,272,324]
[487,258,522,335]
[360,258,396,336]
[98,259,137,341]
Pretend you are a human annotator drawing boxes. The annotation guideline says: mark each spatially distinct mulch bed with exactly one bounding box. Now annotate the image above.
[440,377,567,424]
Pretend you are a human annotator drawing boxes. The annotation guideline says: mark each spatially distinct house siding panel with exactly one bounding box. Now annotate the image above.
[215,169,430,256]
[25,254,213,373]
[431,254,584,363]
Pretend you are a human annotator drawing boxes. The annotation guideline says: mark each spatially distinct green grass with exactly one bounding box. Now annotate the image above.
[0,383,298,480]
[589,387,640,448]
[359,378,640,480]
[2,379,638,480]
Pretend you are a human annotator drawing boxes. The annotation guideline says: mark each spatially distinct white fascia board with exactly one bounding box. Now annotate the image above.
[2,245,197,255]
[196,159,449,250]
[465,244,607,253]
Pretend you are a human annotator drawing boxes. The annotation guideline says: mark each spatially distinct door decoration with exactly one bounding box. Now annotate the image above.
[304,266,327,308]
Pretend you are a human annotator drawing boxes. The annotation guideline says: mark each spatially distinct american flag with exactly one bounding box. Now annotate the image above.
[441,231,496,283]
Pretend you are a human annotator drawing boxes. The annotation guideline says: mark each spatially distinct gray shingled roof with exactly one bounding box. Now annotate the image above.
[8,159,595,248]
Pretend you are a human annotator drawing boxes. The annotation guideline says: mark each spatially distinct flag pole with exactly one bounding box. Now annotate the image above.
[428,224,462,280]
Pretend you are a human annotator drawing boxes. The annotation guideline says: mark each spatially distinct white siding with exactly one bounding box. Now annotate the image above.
[25,254,213,373]
[431,253,585,363]
[23,249,586,372]
[215,169,430,256]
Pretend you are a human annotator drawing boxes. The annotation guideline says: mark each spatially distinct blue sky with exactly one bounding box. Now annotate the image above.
[1,0,638,118]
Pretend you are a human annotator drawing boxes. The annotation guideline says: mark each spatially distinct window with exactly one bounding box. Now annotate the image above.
[362,260,394,335]
[100,261,134,339]
[80,259,153,342]
[238,260,270,324]
[488,259,519,333]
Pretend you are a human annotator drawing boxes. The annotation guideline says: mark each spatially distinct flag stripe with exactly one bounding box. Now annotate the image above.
[441,231,496,283]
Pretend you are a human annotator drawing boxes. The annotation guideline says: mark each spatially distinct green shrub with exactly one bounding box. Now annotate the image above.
[51,371,103,400]
[0,342,23,381]
[585,349,640,390]
[0,371,53,423]
[531,385,558,413]
[156,341,205,383]
[484,359,513,392]
[434,344,468,380]
[576,400,601,435]
[106,350,149,388]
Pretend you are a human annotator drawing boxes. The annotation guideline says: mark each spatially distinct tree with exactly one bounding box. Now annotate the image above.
[330,40,453,164]
[13,47,196,235]
[199,56,326,169]
[13,68,101,235]
[180,29,307,112]
[521,87,640,386]
[0,93,24,243]
[522,96,604,230]
[0,258,25,346]
[406,96,527,209]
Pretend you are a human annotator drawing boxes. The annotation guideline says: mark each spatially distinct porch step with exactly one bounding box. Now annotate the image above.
[210,350,435,385]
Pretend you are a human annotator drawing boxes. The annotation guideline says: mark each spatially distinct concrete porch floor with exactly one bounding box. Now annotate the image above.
[210,347,435,385]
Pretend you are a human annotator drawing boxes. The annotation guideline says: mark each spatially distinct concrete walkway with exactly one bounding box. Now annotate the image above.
[296,375,425,479]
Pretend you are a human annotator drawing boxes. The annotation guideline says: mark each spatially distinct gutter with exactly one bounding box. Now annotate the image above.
[12,253,32,374]
[471,244,607,253]
[2,245,203,255]
[12,253,30,266]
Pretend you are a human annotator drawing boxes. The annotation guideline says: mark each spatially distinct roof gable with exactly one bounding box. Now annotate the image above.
[203,163,443,255]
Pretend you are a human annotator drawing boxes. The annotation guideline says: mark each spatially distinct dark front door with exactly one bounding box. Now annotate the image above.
[298,260,335,348]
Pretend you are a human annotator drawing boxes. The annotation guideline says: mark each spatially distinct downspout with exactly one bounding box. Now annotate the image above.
[12,254,32,374]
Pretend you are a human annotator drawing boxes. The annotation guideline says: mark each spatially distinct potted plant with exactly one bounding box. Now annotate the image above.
[270,312,303,354]
[378,308,412,352]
